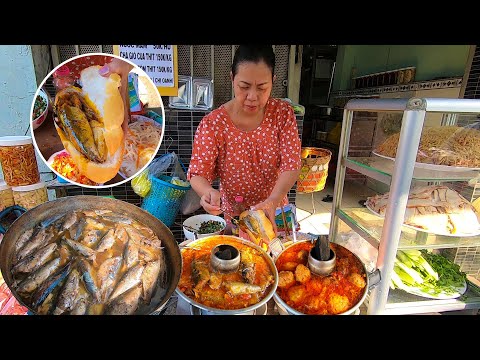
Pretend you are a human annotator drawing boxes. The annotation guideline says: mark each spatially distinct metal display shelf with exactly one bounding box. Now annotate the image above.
[329,97,480,315]
[339,208,480,250]
[345,157,479,185]
[364,278,480,315]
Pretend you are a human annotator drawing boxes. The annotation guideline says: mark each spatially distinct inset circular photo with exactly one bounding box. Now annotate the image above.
[31,53,165,188]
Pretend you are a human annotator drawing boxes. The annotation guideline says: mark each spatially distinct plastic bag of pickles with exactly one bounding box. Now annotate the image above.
[132,168,151,197]
[132,152,191,198]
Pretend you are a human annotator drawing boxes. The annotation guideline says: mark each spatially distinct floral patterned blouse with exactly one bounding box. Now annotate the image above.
[187,98,302,215]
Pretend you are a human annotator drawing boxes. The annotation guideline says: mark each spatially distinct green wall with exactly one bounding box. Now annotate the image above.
[332,45,471,91]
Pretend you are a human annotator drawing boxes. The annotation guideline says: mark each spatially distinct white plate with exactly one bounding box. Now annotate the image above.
[364,201,480,237]
[372,150,480,172]
[400,280,467,300]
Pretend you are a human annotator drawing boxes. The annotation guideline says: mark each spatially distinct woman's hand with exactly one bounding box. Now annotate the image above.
[200,188,222,215]
[99,58,134,131]
[99,58,134,79]
[252,196,280,234]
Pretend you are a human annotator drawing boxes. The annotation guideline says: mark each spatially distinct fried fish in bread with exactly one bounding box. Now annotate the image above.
[239,209,276,247]
[54,65,125,183]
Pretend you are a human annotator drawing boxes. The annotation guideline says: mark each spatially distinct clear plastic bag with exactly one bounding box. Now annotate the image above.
[335,232,378,273]
[149,152,188,180]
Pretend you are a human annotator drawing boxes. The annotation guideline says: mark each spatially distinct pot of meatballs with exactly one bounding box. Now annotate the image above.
[273,240,370,315]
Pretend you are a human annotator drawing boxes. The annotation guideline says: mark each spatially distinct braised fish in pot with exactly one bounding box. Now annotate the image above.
[6,209,166,315]
[177,235,277,313]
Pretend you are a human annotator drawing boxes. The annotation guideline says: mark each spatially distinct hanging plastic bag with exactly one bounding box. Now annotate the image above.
[131,169,151,198]
[131,153,176,198]
[148,152,177,178]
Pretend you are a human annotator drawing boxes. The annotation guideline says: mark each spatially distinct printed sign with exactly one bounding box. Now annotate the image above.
[113,45,178,96]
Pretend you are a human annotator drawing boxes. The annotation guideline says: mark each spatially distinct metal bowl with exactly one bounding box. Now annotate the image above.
[176,235,278,315]
[273,240,369,315]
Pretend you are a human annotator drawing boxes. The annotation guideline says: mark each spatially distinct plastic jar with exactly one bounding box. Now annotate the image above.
[53,65,75,91]
[12,182,48,210]
[0,180,15,211]
[0,136,40,187]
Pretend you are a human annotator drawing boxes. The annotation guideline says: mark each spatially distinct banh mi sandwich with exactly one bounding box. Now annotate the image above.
[239,209,276,249]
[54,65,125,183]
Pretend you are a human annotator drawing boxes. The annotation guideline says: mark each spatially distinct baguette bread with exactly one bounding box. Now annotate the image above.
[239,209,276,247]
[54,66,125,183]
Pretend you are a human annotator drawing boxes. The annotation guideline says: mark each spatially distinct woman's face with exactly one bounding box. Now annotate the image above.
[231,61,275,115]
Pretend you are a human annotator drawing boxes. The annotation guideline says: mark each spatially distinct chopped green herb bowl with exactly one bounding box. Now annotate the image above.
[182,214,226,240]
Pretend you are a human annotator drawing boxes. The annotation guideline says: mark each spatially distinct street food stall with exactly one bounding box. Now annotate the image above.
[1,45,480,316]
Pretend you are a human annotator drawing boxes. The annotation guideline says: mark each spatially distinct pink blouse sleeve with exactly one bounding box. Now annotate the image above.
[187,115,218,183]
[278,103,302,173]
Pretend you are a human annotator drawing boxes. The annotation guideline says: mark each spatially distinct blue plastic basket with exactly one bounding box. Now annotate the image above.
[141,174,191,227]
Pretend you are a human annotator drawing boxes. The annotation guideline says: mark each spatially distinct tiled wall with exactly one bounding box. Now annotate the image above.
[65,107,304,242]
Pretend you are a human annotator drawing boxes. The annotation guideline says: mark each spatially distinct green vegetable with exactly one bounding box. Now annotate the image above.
[197,220,224,234]
[33,95,47,119]
[420,250,466,294]
[393,264,416,286]
[390,249,466,297]
[396,250,414,268]
[395,260,424,284]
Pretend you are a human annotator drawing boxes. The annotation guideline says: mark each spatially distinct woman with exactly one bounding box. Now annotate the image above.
[187,45,302,231]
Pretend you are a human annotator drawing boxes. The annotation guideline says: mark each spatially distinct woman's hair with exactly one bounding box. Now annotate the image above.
[232,45,275,78]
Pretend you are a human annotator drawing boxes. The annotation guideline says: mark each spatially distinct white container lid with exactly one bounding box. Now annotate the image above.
[0,180,11,191]
[12,181,46,192]
[0,136,33,146]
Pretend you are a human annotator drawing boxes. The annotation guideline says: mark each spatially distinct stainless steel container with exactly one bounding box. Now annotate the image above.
[273,240,379,315]
[176,235,278,315]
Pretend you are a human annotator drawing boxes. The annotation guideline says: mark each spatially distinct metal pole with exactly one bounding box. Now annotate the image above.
[367,103,426,314]
[329,108,353,242]
[424,98,480,113]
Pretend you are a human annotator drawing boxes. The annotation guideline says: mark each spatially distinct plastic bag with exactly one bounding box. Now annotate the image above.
[335,232,378,272]
[131,169,151,198]
[148,152,186,179]
[179,188,202,215]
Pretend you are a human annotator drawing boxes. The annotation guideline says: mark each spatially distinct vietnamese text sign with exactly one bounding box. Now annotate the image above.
[113,45,178,96]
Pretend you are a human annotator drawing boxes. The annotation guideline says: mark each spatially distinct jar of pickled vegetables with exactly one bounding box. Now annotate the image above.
[12,182,48,210]
[0,180,14,211]
[0,136,40,187]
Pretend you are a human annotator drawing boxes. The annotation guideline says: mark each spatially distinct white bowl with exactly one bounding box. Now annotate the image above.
[182,214,226,240]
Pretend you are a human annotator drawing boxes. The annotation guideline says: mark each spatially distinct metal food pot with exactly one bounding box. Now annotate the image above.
[273,240,380,315]
[0,195,182,315]
[176,235,278,315]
